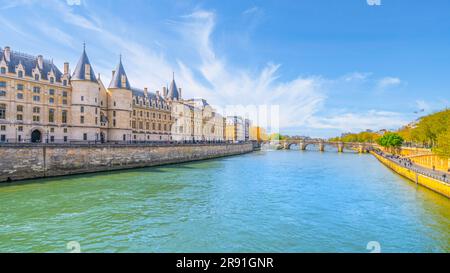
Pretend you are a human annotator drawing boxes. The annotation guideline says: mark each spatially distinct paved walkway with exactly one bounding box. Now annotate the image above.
[373,150,450,184]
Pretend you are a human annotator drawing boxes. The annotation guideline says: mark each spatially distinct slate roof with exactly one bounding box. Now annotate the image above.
[131,87,168,106]
[109,58,131,90]
[71,47,98,82]
[1,47,64,82]
[167,74,180,100]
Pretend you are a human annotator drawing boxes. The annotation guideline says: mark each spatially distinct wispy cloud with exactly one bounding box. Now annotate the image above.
[307,110,408,132]
[377,76,402,89]
[0,1,413,137]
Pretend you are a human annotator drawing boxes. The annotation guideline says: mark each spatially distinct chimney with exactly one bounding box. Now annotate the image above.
[37,55,44,69]
[178,88,182,99]
[163,86,167,97]
[112,70,116,79]
[64,62,69,75]
[4,46,11,62]
[144,87,148,97]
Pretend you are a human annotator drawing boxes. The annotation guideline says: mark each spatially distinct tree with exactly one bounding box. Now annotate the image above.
[377,133,404,154]
[269,133,285,141]
[433,130,450,158]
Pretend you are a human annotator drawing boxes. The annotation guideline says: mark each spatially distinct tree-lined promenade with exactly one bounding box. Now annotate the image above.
[329,109,450,159]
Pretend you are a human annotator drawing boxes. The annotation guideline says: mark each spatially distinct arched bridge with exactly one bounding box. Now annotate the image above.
[263,140,376,153]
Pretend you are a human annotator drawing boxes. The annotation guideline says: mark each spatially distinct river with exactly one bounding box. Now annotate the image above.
[0,149,449,252]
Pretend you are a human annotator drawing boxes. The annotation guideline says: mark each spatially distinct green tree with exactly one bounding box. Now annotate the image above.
[433,130,450,158]
[377,133,404,154]
[269,133,285,141]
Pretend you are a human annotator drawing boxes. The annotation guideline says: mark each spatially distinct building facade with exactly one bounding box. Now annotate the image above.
[168,78,225,142]
[0,45,228,143]
[250,126,268,142]
[225,116,245,142]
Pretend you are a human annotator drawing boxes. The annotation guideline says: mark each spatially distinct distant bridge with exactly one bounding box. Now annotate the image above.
[262,140,377,153]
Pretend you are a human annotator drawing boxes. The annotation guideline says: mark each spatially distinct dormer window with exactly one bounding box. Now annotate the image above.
[85,64,90,79]
[35,74,39,81]
[18,71,23,78]
[50,77,54,84]
[121,75,126,88]
[0,67,5,74]
[63,80,67,86]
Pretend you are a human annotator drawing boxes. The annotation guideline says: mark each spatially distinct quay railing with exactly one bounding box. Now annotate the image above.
[0,140,254,148]
[372,149,450,184]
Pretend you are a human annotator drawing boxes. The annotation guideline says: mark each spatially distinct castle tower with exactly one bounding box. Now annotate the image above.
[107,55,132,142]
[166,72,181,101]
[70,44,101,142]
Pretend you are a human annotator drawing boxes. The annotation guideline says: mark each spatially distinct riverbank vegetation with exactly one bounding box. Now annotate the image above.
[328,109,450,158]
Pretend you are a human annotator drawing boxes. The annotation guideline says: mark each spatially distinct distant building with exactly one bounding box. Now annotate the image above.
[226,116,244,141]
[244,119,251,141]
[250,126,268,142]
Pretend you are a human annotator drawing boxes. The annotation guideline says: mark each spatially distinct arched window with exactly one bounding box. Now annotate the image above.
[0,104,6,119]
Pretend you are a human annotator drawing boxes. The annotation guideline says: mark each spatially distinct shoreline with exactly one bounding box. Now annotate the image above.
[0,143,255,183]
[371,151,450,198]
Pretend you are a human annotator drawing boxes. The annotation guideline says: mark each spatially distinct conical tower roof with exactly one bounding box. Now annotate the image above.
[72,44,98,82]
[109,56,131,90]
[167,72,180,100]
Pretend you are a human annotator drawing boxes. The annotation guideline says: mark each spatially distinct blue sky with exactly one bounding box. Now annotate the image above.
[1,0,449,137]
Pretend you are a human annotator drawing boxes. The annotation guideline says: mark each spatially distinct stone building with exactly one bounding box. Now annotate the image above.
[0,45,173,143]
[225,116,245,142]
[0,46,71,143]
[167,75,225,142]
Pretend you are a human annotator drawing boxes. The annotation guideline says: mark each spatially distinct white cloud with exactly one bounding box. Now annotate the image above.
[1,1,412,136]
[377,76,401,89]
[307,110,408,132]
[342,72,371,82]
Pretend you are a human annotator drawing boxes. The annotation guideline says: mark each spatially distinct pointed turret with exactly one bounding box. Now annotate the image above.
[167,72,180,100]
[108,55,130,90]
[72,44,98,82]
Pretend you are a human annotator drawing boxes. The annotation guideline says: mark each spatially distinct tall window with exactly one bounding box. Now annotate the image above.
[17,93,23,100]
[62,91,68,97]
[33,87,40,93]
[34,74,39,81]
[0,81,6,88]
[80,116,84,124]
[17,84,24,91]
[33,107,40,114]
[49,109,55,123]
[0,91,6,97]
[0,67,5,74]
[16,105,23,112]
[62,110,67,124]
[33,96,40,102]
[83,133,87,141]
[80,106,84,113]
[49,89,55,95]
[0,104,6,119]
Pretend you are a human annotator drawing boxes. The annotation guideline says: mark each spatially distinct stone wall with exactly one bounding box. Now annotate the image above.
[0,143,254,182]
